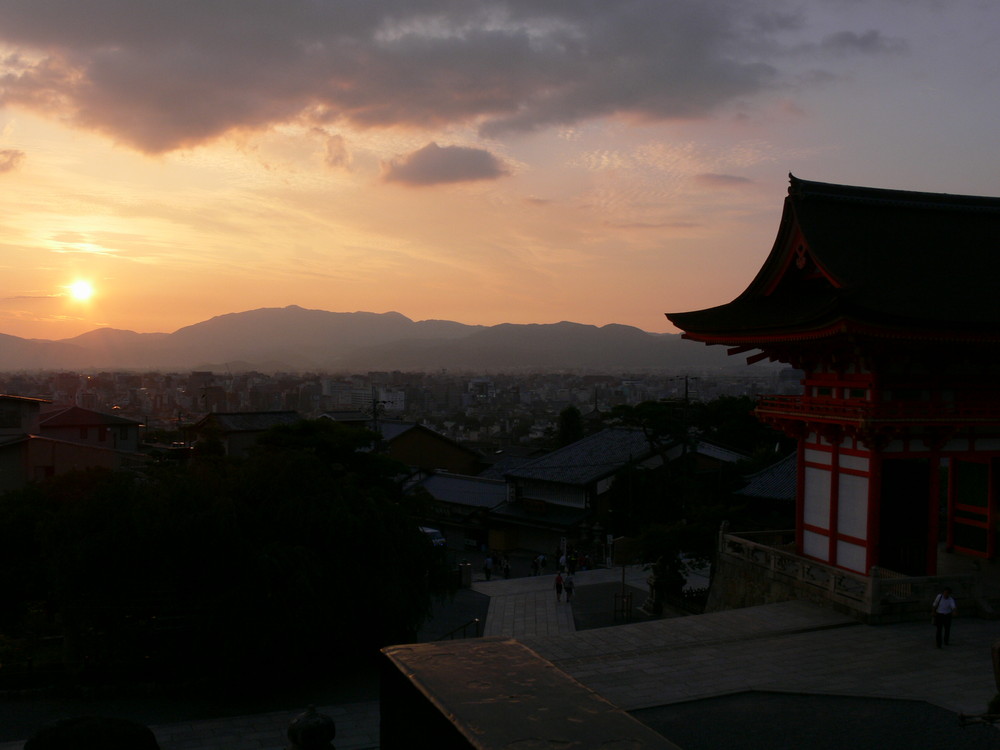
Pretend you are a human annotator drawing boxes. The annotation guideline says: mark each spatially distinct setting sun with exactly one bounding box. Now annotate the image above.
[68,280,95,301]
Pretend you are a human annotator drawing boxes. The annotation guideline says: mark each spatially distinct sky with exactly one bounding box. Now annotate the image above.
[1,0,999,341]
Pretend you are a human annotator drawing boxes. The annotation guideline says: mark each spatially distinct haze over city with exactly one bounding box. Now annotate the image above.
[2,0,999,342]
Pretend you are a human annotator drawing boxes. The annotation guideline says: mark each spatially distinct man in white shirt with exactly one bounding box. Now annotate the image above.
[932,587,957,648]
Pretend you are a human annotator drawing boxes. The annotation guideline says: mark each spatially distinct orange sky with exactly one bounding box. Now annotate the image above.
[2,1,1000,341]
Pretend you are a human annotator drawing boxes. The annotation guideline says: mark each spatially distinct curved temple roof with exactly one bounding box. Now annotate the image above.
[667,175,1000,347]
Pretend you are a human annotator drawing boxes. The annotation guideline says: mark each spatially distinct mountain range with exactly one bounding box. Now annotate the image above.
[0,305,761,373]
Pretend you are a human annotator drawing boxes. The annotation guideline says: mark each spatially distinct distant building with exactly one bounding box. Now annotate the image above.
[377,421,483,475]
[0,395,146,493]
[39,405,141,452]
[189,411,302,457]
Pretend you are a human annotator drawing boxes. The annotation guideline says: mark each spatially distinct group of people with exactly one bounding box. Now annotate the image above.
[481,553,511,581]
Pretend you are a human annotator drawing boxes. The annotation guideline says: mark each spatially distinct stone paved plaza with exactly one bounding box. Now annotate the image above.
[3,565,998,749]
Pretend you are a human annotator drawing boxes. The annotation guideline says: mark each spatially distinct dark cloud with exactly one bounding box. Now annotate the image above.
[0,1,896,153]
[694,173,754,187]
[384,142,507,185]
[0,149,25,173]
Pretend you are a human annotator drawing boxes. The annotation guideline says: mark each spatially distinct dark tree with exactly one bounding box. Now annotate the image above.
[556,405,584,447]
[0,419,452,690]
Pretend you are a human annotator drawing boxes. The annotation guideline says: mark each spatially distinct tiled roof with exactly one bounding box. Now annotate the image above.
[691,440,748,464]
[505,428,659,486]
[378,421,416,441]
[40,406,139,428]
[668,175,1000,342]
[418,473,507,509]
[736,453,797,500]
[478,454,535,479]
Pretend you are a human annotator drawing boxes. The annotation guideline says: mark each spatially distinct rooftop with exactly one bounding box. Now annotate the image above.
[668,175,1000,346]
[505,427,660,485]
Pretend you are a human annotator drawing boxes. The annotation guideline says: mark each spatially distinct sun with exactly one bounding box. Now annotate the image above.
[68,280,95,301]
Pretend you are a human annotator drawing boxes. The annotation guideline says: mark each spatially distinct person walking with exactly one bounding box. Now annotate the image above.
[555,572,564,602]
[564,575,575,603]
[932,587,957,648]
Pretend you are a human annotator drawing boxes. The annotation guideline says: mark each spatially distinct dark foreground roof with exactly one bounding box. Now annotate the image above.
[505,428,658,486]
[40,406,140,428]
[668,175,1000,345]
[417,473,507,509]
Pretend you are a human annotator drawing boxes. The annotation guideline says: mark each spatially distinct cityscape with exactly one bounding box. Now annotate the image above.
[0,367,798,449]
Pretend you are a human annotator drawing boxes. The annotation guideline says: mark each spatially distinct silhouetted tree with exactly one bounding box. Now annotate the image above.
[0,419,452,690]
[556,405,584,446]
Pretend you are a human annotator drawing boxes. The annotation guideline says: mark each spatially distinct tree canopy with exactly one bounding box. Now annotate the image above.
[0,419,452,690]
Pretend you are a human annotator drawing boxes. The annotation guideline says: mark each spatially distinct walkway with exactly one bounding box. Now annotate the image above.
[474,566,645,637]
[3,566,998,749]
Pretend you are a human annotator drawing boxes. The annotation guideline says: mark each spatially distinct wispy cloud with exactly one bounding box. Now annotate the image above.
[0,148,25,173]
[694,173,755,187]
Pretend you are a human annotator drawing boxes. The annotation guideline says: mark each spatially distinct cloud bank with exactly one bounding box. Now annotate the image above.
[0,0,898,154]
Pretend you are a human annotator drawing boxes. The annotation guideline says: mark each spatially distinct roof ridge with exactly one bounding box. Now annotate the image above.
[788,173,1000,213]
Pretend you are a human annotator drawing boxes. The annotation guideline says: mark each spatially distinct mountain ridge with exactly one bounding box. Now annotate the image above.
[0,305,759,373]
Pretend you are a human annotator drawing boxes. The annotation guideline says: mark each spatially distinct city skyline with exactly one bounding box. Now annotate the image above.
[2,0,999,340]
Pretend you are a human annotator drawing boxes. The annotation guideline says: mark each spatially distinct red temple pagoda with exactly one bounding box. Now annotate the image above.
[668,175,1000,579]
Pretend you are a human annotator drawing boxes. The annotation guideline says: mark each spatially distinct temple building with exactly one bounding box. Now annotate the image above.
[668,175,1000,579]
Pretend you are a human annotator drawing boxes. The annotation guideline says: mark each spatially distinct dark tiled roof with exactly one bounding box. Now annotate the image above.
[690,440,748,464]
[378,421,416,441]
[418,473,507,509]
[736,453,797,500]
[505,428,658,486]
[668,175,1000,342]
[40,406,139,428]
[478,454,535,480]
[318,410,370,423]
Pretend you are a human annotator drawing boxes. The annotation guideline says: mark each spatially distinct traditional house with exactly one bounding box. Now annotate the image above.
[39,405,141,452]
[668,175,1000,581]
[494,427,662,551]
[188,411,302,457]
[0,395,146,492]
[409,472,508,550]
[376,421,484,475]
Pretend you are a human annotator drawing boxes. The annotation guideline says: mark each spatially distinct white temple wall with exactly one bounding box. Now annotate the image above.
[803,466,831,530]
[837,473,869,539]
[836,540,867,573]
[803,529,828,561]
